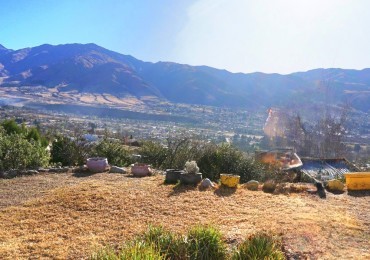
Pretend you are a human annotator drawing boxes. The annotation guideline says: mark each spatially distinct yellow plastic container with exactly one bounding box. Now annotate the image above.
[344,172,370,191]
[220,174,240,188]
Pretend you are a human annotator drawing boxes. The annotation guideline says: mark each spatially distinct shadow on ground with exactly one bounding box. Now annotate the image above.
[72,172,98,178]
[168,183,198,196]
[326,190,345,195]
[214,186,237,197]
[347,190,370,197]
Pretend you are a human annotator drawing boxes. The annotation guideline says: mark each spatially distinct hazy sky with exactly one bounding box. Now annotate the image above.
[1,0,370,74]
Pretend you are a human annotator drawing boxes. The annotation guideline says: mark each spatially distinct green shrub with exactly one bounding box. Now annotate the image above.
[187,226,227,260]
[92,242,163,260]
[142,225,187,260]
[198,143,268,183]
[91,246,119,260]
[1,119,22,135]
[0,131,50,171]
[93,138,131,166]
[162,138,198,170]
[138,138,269,183]
[140,141,167,168]
[262,180,277,193]
[50,135,90,166]
[232,232,285,260]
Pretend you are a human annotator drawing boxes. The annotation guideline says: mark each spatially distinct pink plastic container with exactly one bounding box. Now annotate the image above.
[131,163,152,177]
[86,157,109,173]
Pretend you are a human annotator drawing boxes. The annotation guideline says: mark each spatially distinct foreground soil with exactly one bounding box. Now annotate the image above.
[0,172,369,259]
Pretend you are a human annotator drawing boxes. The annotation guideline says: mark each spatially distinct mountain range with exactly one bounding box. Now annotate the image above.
[0,43,369,112]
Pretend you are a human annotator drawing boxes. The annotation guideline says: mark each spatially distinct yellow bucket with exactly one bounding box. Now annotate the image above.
[344,172,370,191]
[220,174,240,188]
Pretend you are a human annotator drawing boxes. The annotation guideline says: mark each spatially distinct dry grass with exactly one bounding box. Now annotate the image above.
[0,173,369,259]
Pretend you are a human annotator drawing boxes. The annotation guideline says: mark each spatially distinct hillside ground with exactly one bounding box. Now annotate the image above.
[0,172,369,259]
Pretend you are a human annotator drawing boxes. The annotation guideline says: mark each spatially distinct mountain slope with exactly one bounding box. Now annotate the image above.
[0,43,369,112]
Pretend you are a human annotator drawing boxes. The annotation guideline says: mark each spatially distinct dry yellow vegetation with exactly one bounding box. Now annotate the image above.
[0,172,369,259]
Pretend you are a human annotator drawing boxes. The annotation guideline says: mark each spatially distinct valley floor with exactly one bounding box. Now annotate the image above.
[0,172,369,259]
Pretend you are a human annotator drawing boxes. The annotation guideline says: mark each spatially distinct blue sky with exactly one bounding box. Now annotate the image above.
[1,0,370,74]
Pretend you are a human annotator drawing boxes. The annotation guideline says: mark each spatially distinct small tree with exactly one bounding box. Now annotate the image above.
[140,141,167,168]
[93,138,131,166]
[0,133,49,171]
[50,134,91,166]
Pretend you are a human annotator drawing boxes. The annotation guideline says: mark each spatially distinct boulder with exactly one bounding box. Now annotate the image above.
[245,180,259,191]
[327,179,345,192]
[262,180,277,193]
[25,170,39,175]
[200,178,215,189]
[49,167,69,173]
[110,166,126,174]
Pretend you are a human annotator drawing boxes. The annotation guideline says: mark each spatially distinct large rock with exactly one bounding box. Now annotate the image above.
[110,166,126,174]
[200,178,215,189]
[25,170,39,175]
[262,181,277,193]
[245,180,259,191]
[327,179,345,192]
[49,167,70,173]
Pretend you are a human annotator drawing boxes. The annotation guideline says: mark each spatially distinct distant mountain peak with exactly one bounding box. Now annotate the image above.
[0,42,369,112]
[0,44,8,50]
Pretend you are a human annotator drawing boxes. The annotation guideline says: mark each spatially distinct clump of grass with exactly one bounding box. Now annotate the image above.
[92,226,286,260]
[232,232,285,260]
[91,241,163,260]
[187,225,227,260]
[119,241,163,260]
[91,246,118,260]
[142,225,187,259]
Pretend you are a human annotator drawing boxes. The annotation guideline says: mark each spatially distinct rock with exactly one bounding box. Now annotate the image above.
[327,179,345,192]
[200,178,215,189]
[245,180,259,191]
[49,167,70,173]
[274,183,290,195]
[6,170,19,178]
[37,168,49,173]
[72,165,89,173]
[25,170,39,175]
[110,166,126,174]
[262,180,276,193]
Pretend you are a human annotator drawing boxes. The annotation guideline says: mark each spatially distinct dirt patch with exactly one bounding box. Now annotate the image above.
[0,173,369,259]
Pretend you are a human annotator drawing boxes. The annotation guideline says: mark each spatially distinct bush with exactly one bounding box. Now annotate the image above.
[91,247,119,260]
[91,242,163,260]
[92,226,286,260]
[139,139,270,183]
[232,232,285,260]
[162,138,199,170]
[93,138,131,166]
[50,135,90,166]
[140,141,167,168]
[1,119,22,135]
[198,143,268,183]
[262,180,277,193]
[142,225,187,259]
[1,119,49,147]
[0,128,50,171]
[187,226,227,260]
